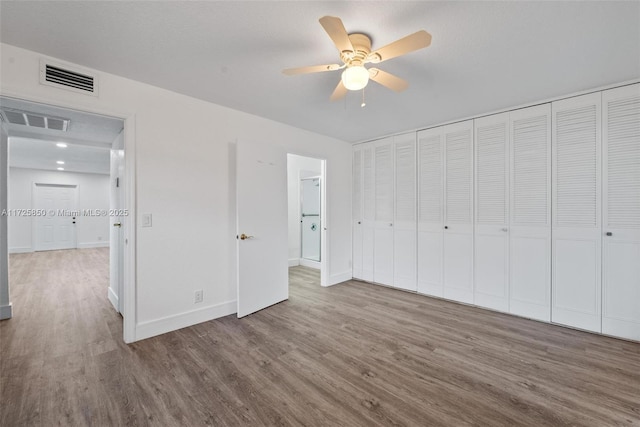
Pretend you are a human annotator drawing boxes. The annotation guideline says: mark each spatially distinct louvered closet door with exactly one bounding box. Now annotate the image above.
[552,93,602,332]
[393,133,417,291]
[602,84,640,341]
[417,128,444,297]
[374,138,394,286]
[509,104,552,322]
[361,143,375,282]
[443,120,475,304]
[474,113,509,312]
[352,147,364,279]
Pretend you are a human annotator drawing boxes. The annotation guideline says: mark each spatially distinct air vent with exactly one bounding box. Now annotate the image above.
[39,59,99,97]
[0,108,70,131]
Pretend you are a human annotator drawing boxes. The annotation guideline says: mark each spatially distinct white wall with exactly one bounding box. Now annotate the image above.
[0,124,11,320]
[0,43,353,340]
[8,167,110,252]
[287,154,322,266]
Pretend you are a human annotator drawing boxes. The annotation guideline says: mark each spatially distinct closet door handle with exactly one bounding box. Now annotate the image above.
[444,226,448,230]
[606,232,613,236]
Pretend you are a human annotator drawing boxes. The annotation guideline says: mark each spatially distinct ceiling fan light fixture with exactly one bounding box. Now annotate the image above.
[341,65,369,91]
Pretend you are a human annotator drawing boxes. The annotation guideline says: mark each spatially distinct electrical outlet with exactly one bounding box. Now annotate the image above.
[194,290,203,304]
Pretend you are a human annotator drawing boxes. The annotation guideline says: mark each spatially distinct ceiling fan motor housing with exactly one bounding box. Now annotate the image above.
[342,33,379,66]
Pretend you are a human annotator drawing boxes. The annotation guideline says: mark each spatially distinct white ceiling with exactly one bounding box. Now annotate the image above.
[9,137,111,175]
[1,1,638,143]
[1,97,122,174]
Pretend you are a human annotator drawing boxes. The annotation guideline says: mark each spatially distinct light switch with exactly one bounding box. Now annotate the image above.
[142,213,152,227]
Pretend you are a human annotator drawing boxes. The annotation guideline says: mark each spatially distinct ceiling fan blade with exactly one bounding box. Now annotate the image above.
[282,64,341,76]
[371,30,432,63]
[369,68,409,92]
[319,16,354,53]
[330,80,348,101]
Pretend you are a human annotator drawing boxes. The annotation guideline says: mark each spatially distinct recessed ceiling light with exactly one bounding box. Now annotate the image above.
[56,143,68,148]
[56,161,65,165]
[57,167,65,171]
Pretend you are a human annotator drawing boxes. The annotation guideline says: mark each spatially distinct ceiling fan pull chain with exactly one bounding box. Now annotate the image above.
[361,88,366,108]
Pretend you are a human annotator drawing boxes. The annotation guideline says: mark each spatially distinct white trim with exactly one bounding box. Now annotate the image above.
[107,287,119,312]
[78,241,109,249]
[353,79,640,146]
[135,300,237,342]
[9,247,31,254]
[299,258,320,269]
[288,258,300,267]
[326,270,352,287]
[0,86,137,344]
[0,303,12,320]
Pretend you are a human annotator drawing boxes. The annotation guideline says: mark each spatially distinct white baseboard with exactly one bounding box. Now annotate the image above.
[78,242,109,249]
[9,247,31,254]
[299,258,320,269]
[0,303,12,320]
[326,270,352,287]
[288,258,300,267]
[107,287,119,313]
[135,300,237,342]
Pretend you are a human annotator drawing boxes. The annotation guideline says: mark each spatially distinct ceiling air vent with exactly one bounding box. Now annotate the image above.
[39,59,99,97]
[0,108,70,131]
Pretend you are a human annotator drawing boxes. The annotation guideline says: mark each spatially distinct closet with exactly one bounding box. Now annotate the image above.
[352,82,639,341]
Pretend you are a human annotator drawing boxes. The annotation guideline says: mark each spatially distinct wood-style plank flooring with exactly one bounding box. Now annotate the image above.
[1,249,639,426]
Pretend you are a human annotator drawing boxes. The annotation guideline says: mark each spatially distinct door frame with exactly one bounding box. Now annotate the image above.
[0,87,137,343]
[32,182,79,251]
[287,154,328,286]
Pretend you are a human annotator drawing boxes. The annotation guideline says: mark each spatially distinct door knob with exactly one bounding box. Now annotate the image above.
[239,233,254,240]
[606,232,613,236]
[389,223,393,227]
[444,226,448,230]
[113,222,122,228]
[501,228,508,232]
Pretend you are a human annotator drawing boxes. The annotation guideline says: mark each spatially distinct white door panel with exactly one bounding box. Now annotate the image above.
[237,140,288,318]
[417,129,444,297]
[509,104,552,321]
[361,226,374,282]
[443,230,474,303]
[443,121,474,303]
[393,133,417,291]
[474,113,509,312]
[361,145,375,281]
[551,93,602,332]
[374,138,394,286]
[35,184,77,251]
[474,228,509,311]
[352,148,363,279]
[602,83,640,340]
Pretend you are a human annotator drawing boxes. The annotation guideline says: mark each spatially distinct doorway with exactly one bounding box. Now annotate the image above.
[0,95,133,340]
[235,143,327,319]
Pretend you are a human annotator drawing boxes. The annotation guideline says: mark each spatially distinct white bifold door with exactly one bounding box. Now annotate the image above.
[352,146,364,280]
[551,92,602,332]
[373,138,394,286]
[418,120,474,303]
[601,84,640,341]
[393,133,417,291]
[472,106,552,319]
[474,112,510,312]
[508,105,552,321]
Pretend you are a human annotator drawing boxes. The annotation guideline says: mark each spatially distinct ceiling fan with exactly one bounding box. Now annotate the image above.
[283,16,432,101]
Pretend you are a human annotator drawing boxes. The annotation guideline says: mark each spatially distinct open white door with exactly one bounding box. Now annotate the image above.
[236,140,289,318]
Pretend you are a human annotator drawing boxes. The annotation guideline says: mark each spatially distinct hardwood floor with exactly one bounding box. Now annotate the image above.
[1,249,639,426]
